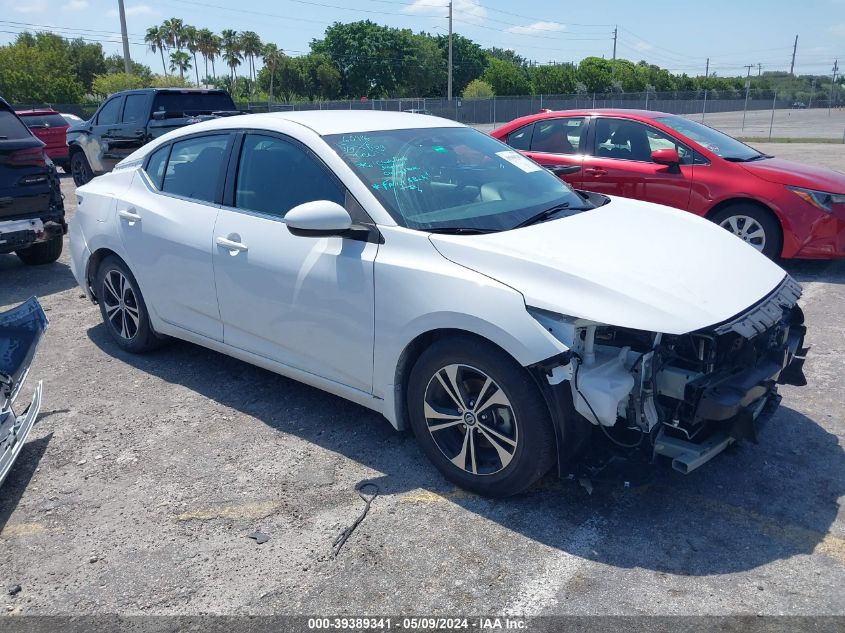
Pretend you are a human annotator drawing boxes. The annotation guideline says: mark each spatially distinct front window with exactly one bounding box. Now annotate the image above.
[325,127,588,232]
[655,116,764,162]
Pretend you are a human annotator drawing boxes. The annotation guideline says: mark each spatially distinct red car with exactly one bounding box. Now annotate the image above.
[15,109,70,173]
[491,109,845,259]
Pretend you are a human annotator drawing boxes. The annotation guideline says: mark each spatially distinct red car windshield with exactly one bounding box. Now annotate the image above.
[655,116,765,162]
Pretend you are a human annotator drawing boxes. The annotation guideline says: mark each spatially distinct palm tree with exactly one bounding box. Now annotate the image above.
[169,50,192,81]
[209,34,222,79]
[262,43,284,101]
[145,26,168,76]
[183,25,200,86]
[220,29,241,84]
[239,31,263,84]
[162,18,185,52]
[196,28,215,81]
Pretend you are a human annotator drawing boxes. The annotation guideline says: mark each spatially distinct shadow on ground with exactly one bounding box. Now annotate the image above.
[87,324,844,577]
[0,434,52,533]
[0,256,77,306]
[781,258,845,285]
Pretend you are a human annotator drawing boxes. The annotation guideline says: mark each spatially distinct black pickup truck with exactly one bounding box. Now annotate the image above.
[67,88,240,186]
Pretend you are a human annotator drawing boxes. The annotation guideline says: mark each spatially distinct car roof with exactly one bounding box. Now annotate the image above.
[494,108,676,134]
[15,109,61,116]
[188,110,464,136]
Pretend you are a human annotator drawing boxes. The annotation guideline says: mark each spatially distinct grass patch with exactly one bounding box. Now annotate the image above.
[737,136,844,144]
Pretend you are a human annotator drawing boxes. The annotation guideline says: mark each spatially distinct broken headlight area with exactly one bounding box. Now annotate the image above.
[1,297,48,488]
[531,276,808,475]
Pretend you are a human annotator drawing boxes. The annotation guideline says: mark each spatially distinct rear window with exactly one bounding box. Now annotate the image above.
[18,113,68,128]
[152,92,236,116]
[0,110,32,140]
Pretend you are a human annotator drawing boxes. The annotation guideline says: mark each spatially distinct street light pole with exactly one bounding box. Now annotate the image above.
[117,0,132,74]
[742,64,753,130]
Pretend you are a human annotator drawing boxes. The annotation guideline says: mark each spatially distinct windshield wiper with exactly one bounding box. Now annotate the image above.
[426,227,497,235]
[513,202,590,229]
[724,153,771,162]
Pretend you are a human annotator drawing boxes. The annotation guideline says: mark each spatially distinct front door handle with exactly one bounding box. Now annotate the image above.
[216,235,248,254]
[542,164,582,176]
[584,167,608,176]
[118,208,141,223]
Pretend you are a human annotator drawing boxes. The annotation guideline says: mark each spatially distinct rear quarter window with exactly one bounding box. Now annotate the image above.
[0,110,33,140]
[19,114,67,128]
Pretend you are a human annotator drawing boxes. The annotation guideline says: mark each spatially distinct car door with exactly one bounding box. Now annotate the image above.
[90,95,125,172]
[105,93,150,163]
[522,117,587,187]
[212,132,377,393]
[116,132,232,341]
[580,117,694,210]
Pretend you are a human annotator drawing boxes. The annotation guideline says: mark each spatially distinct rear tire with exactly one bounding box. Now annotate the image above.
[95,256,165,353]
[16,235,63,265]
[407,336,556,497]
[70,151,93,186]
[710,203,782,260]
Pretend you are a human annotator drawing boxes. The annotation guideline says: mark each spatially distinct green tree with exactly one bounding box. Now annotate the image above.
[0,37,84,102]
[169,50,192,80]
[162,18,185,52]
[434,34,488,95]
[462,78,494,98]
[183,25,200,86]
[145,26,168,76]
[577,56,612,93]
[66,38,107,92]
[92,72,148,97]
[221,29,241,84]
[528,63,575,95]
[239,31,263,84]
[196,28,218,81]
[103,54,152,81]
[481,58,530,95]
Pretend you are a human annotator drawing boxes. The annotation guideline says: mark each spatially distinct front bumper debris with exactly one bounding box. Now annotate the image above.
[0,297,48,488]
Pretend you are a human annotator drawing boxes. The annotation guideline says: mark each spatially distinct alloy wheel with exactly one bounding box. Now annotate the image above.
[719,214,766,252]
[423,364,519,476]
[101,269,140,340]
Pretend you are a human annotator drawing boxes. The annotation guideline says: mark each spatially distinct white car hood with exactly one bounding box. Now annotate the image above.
[430,198,787,335]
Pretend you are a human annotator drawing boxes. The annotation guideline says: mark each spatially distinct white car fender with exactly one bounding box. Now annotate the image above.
[372,226,568,429]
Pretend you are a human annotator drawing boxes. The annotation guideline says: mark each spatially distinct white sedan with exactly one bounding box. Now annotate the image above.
[69,111,808,496]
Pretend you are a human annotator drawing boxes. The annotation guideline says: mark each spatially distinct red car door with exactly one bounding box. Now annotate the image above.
[581,117,693,210]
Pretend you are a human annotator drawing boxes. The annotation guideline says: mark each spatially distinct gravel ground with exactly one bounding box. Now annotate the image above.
[0,145,843,617]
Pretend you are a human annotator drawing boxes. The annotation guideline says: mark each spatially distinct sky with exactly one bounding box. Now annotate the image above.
[1,0,843,78]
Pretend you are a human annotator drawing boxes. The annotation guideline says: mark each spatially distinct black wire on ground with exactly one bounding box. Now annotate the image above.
[332,481,380,558]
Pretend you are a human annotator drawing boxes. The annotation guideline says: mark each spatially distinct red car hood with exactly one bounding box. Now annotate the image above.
[740,157,845,192]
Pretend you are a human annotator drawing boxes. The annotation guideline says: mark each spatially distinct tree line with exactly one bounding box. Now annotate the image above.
[0,18,841,104]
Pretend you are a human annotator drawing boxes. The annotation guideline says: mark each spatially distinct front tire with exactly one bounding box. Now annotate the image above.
[16,235,63,265]
[407,336,556,497]
[70,151,94,186]
[711,203,782,260]
[96,256,165,353]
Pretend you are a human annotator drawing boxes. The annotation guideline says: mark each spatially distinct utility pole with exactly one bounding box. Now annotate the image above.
[742,64,753,130]
[705,57,709,79]
[809,76,816,108]
[757,63,763,76]
[117,0,132,74]
[447,0,453,101]
[831,59,839,115]
[612,25,617,61]
[790,35,798,76]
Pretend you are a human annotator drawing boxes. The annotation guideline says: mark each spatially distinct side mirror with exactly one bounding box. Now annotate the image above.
[285,200,352,237]
[651,148,680,165]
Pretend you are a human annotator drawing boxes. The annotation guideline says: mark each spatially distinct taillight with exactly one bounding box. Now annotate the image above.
[9,147,46,167]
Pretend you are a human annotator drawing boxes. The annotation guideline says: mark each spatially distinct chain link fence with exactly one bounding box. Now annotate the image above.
[14,88,845,141]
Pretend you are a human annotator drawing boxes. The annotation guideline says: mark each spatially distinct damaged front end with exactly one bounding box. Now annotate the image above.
[531,276,808,475]
[0,297,48,487]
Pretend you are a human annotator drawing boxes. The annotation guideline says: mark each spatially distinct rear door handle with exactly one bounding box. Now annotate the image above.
[584,167,608,176]
[216,235,248,253]
[118,208,141,222]
[542,164,582,176]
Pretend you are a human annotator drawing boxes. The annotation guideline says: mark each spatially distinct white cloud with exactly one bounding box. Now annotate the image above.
[829,23,845,36]
[12,0,48,13]
[107,3,157,17]
[403,0,487,24]
[62,0,88,10]
[506,21,565,35]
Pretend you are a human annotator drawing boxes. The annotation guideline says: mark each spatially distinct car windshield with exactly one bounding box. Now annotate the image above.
[152,92,236,115]
[325,127,589,232]
[655,115,765,162]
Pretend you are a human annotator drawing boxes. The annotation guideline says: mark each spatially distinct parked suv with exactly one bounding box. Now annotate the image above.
[0,97,66,265]
[67,88,239,186]
[15,109,71,172]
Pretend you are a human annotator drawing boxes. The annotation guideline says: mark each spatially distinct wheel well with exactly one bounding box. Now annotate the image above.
[706,198,781,228]
[85,248,123,301]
